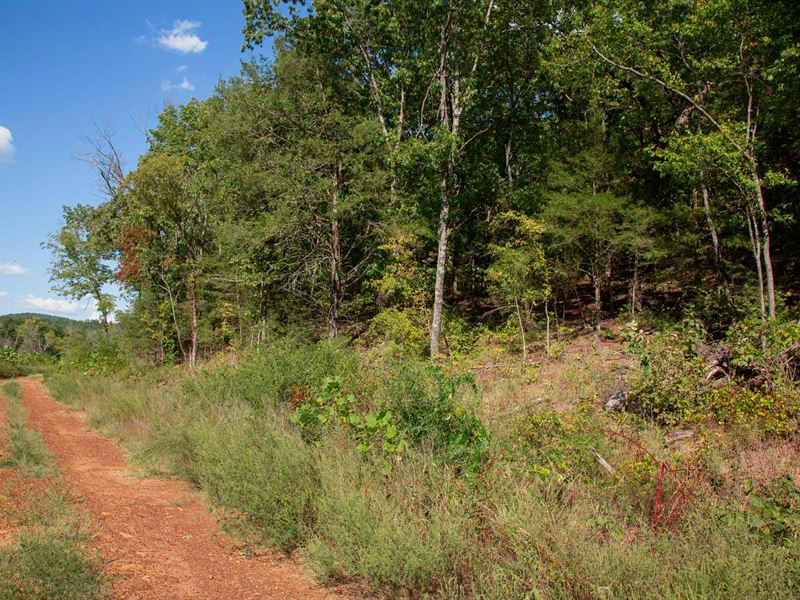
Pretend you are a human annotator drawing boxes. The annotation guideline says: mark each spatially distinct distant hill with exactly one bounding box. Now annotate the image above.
[0,313,104,333]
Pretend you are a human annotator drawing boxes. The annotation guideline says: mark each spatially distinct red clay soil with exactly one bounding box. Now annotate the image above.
[20,378,356,600]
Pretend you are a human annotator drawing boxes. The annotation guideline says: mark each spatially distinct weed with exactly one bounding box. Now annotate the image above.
[0,532,106,600]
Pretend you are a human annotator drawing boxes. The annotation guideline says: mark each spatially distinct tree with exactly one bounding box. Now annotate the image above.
[544,189,645,334]
[249,50,389,337]
[117,151,209,368]
[583,0,799,319]
[243,0,501,357]
[44,204,116,334]
[486,210,549,361]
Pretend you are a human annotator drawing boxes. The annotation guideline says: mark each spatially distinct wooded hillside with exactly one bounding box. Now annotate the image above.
[45,0,799,367]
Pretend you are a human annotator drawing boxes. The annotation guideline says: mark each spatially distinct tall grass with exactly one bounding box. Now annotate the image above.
[2,380,56,478]
[45,342,800,599]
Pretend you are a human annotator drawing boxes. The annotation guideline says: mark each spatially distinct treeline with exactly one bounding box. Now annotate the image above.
[49,0,800,366]
[0,314,103,357]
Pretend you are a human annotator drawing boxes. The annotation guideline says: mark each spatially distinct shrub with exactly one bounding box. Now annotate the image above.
[365,307,429,356]
[745,476,800,543]
[698,386,798,437]
[516,407,607,483]
[624,324,709,424]
[292,375,406,455]
[375,362,489,474]
[186,336,359,410]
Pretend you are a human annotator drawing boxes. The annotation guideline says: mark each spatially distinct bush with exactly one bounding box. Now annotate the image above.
[374,362,489,474]
[185,336,359,410]
[625,326,709,425]
[365,307,429,356]
[698,386,798,437]
[516,406,608,483]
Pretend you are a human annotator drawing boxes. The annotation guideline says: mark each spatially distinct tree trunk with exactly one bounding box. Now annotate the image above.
[257,270,268,347]
[515,297,527,363]
[594,275,602,334]
[545,299,551,355]
[188,280,198,369]
[746,207,767,321]
[630,255,640,319]
[698,168,723,277]
[505,136,514,198]
[430,15,452,359]
[161,275,186,363]
[430,171,450,357]
[752,167,776,318]
[328,162,343,338]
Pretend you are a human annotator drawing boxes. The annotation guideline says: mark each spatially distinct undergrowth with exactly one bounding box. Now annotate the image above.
[44,334,800,599]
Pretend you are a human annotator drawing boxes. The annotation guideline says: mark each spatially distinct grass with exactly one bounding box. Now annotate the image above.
[44,338,800,599]
[0,380,107,599]
[2,380,56,478]
[0,363,38,378]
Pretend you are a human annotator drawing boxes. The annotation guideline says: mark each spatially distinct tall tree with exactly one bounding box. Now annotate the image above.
[44,204,116,334]
[583,0,799,318]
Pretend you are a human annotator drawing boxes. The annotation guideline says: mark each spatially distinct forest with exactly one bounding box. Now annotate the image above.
[39,0,800,366]
[3,1,799,598]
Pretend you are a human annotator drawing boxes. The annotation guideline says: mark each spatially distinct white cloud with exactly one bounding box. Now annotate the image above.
[0,126,16,163]
[18,294,112,321]
[158,20,207,54]
[177,64,188,73]
[0,291,8,298]
[0,263,26,275]
[21,295,83,315]
[161,76,195,92]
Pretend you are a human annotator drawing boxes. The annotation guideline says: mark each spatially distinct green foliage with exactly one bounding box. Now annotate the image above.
[486,211,550,354]
[292,375,407,455]
[745,476,800,543]
[0,314,104,375]
[60,337,125,377]
[185,336,359,410]
[726,309,800,383]
[0,360,41,379]
[365,307,429,356]
[625,325,710,424]
[376,362,489,474]
[700,387,798,437]
[517,407,607,483]
[42,203,116,331]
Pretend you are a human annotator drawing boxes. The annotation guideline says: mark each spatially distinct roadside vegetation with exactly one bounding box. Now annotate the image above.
[0,380,106,599]
[46,303,800,599]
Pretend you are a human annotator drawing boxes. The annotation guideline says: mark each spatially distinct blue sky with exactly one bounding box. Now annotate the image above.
[0,0,268,320]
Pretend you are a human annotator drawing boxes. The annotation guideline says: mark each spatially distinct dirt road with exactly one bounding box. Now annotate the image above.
[20,378,353,600]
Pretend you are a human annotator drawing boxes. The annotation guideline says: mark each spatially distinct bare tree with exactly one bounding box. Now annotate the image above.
[78,120,125,200]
